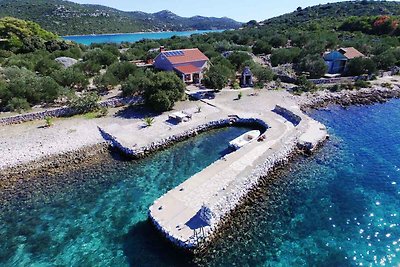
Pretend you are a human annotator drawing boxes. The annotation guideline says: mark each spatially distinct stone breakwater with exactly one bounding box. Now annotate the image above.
[152,135,300,250]
[147,110,328,250]
[0,97,142,126]
[99,118,268,159]
[300,85,400,110]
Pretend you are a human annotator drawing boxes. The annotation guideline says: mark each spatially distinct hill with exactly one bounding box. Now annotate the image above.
[261,0,400,29]
[0,0,241,36]
[0,17,67,53]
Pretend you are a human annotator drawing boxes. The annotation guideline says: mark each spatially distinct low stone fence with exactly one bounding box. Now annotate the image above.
[309,76,370,85]
[0,97,142,126]
[310,77,355,85]
[272,105,302,126]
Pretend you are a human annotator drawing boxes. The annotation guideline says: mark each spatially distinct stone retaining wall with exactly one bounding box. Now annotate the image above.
[99,117,268,159]
[100,116,326,250]
[0,97,142,126]
[309,76,360,85]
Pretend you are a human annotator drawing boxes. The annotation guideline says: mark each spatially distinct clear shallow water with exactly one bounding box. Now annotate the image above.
[2,100,400,266]
[195,101,400,266]
[0,127,250,266]
[62,30,223,45]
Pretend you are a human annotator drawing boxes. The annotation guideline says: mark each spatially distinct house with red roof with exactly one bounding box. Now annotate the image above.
[153,48,209,83]
[324,47,365,74]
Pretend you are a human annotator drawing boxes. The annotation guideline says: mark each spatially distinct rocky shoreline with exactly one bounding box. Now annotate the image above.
[0,143,111,213]
[2,85,399,184]
[299,85,400,111]
[0,84,399,222]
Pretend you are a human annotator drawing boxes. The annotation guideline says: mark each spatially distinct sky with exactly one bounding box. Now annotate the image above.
[71,0,348,22]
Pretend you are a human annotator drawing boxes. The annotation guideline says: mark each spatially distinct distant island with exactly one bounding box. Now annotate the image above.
[0,0,242,36]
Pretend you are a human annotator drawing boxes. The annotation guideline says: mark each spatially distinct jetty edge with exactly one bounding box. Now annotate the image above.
[101,103,328,250]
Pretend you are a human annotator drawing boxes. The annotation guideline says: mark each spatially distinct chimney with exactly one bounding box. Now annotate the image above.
[160,46,165,52]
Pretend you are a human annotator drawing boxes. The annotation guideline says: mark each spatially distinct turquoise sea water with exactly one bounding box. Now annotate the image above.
[1,100,400,266]
[0,127,250,266]
[62,30,223,45]
[195,101,400,266]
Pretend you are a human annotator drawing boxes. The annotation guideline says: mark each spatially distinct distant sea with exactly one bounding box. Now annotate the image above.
[62,30,224,45]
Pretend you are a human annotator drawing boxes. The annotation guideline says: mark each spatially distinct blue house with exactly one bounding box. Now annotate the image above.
[324,47,365,74]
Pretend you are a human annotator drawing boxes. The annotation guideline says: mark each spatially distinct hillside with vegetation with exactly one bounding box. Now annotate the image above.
[0,0,241,36]
[262,0,400,29]
[1,1,400,114]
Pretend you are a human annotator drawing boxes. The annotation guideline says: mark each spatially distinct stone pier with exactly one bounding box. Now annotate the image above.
[147,105,327,249]
[101,99,328,250]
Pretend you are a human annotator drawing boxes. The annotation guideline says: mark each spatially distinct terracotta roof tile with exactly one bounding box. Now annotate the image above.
[161,48,209,64]
[339,47,365,59]
[174,64,202,74]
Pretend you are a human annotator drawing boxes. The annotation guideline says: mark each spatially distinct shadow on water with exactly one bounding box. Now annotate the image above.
[122,220,195,267]
[107,146,135,162]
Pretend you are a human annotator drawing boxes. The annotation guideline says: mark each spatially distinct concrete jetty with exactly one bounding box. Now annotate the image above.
[147,105,327,249]
[99,91,328,250]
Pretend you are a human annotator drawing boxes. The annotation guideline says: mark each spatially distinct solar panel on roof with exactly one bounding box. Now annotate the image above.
[164,50,185,57]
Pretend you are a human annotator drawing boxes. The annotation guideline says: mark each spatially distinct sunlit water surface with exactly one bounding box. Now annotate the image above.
[2,100,400,266]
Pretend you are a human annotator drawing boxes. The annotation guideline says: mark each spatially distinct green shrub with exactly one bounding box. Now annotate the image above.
[52,68,88,90]
[44,116,53,127]
[6,97,30,112]
[381,82,393,89]
[329,84,342,92]
[232,81,241,89]
[68,92,100,114]
[270,48,301,67]
[295,75,317,92]
[345,58,377,76]
[252,40,272,55]
[252,65,274,84]
[203,64,234,90]
[35,57,62,76]
[354,79,371,89]
[98,106,108,117]
[299,54,328,78]
[227,52,252,70]
[143,117,155,127]
[83,48,118,67]
[147,91,172,112]
[122,71,153,96]
[0,66,62,110]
